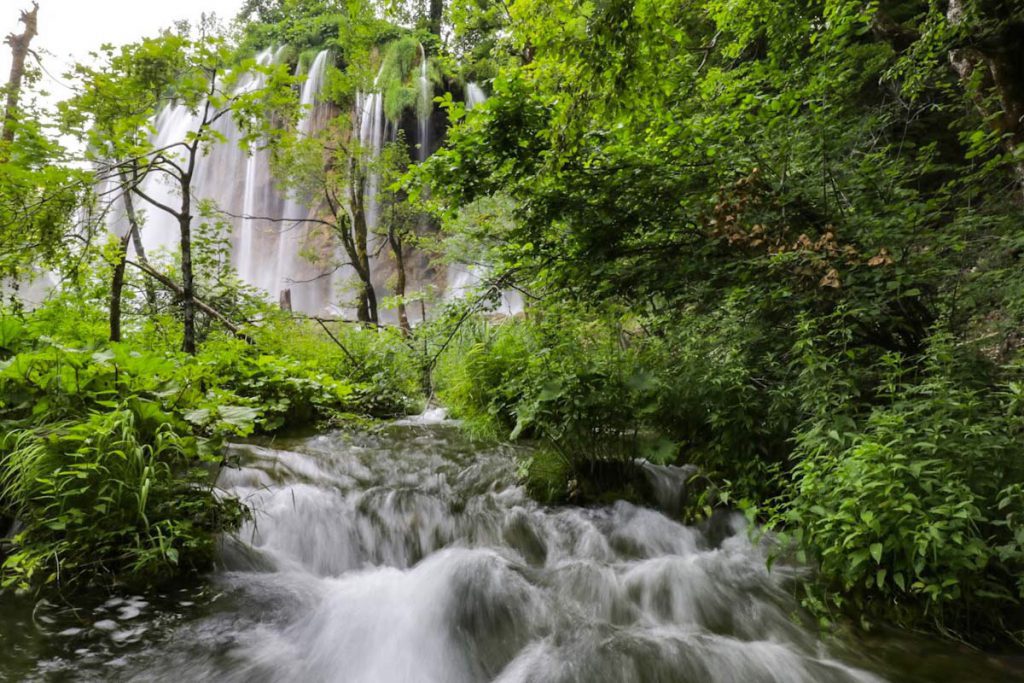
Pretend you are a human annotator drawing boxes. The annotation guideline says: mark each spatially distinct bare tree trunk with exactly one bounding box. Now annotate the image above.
[389,230,410,335]
[2,2,38,148]
[111,167,156,337]
[124,198,157,309]
[347,162,379,324]
[175,136,200,354]
[178,196,197,354]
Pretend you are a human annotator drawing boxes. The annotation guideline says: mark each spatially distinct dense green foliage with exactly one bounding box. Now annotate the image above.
[3,0,1023,652]
[0,294,420,592]
[426,0,1024,645]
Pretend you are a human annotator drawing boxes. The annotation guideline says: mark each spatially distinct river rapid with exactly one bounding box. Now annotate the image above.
[1,412,1020,682]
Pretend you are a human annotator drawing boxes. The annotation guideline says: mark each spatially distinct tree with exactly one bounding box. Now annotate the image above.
[2,1,38,147]
[377,133,420,333]
[1,2,86,302]
[271,102,382,324]
[61,29,296,351]
[425,0,1024,643]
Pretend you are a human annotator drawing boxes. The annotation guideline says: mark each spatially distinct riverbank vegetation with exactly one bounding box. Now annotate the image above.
[425,0,1024,647]
[2,0,1023,653]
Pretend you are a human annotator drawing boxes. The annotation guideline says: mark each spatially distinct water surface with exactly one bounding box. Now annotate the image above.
[1,414,1020,682]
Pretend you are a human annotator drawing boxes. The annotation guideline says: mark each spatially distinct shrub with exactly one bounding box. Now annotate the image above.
[1,403,243,591]
[775,334,1024,642]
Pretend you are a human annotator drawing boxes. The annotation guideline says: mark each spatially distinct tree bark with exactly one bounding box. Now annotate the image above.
[178,199,197,354]
[947,0,1024,199]
[109,230,132,342]
[389,230,410,335]
[110,166,155,340]
[2,2,38,148]
[177,140,199,355]
[346,157,379,324]
[428,0,444,37]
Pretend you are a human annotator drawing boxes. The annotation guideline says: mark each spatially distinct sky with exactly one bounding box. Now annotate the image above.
[1,0,244,105]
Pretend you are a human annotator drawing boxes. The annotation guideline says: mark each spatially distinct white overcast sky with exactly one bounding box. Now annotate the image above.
[2,0,243,105]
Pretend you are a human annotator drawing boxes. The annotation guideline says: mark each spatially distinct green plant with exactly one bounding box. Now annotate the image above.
[775,334,1024,642]
[1,403,243,591]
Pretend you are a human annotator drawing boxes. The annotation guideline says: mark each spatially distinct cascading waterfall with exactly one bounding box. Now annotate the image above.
[6,414,969,682]
[107,47,335,311]
[357,76,388,234]
[103,47,515,321]
[418,45,431,163]
[276,49,335,314]
[237,49,280,290]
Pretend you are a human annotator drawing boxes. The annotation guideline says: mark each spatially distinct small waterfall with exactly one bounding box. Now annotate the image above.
[358,81,387,232]
[237,50,281,291]
[14,420,889,681]
[445,262,525,317]
[465,81,486,110]
[417,45,431,163]
[108,47,286,294]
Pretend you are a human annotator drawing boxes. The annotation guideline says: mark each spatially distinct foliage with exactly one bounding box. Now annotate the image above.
[426,0,1024,645]
[434,302,788,504]
[0,295,421,592]
[776,330,1024,641]
[1,405,242,591]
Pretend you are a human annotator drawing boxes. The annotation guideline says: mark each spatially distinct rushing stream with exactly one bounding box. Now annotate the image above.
[1,413,1021,682]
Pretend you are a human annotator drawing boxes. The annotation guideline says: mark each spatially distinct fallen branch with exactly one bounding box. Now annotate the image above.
[125,258,254,344]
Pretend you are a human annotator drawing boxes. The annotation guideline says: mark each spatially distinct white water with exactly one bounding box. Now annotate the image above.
[123,419,886,681]
[7,418,1019,681]
[466,82,487,110]
[276,50,335,313]
[418,46,432,163]
[105,48,341,314]
[94,51,527,322]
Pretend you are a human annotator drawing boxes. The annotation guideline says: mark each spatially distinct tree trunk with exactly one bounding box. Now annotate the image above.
[109,230,132,342]
[2,2,38,148]
[428,0,444,37]
[111,167,153,339]
[390,230,410,335]
[947,0,1024,199]
[177,179,197,354]
[118,167,157,312]
[179,212,196,354]
[347,162,379,324]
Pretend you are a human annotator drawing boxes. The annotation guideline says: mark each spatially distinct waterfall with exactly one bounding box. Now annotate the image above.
[106,48,344,314]
[237,50,278,289]
[465,82,486,110]
[417,45,431,163]
[276,50,334,314]
[108,47,287,296]
[358,80,387,233]
[101,44,465,321]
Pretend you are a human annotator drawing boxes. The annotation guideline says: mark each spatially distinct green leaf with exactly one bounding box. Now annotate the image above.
[869,543,883,564]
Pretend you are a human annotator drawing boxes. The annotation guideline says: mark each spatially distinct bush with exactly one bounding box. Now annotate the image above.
[775,335,1024,642]
[0,299,424,592]
[434,302,786,506]
[1,403,242,591]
